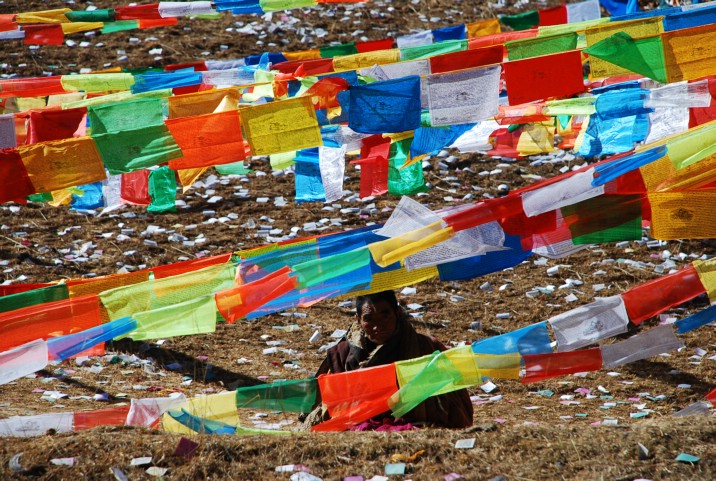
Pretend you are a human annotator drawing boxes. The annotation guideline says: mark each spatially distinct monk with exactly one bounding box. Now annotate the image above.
[303,290,473,429]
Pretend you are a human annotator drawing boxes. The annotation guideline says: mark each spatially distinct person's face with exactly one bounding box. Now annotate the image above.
[358,299,398,345]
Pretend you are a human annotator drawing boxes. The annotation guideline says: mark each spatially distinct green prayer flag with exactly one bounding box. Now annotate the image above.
[101,20,138,34]
[388,138,428,196]
[100,263,237,320]
[259,0,316,12]
[538,18,608,36]
[506,32,579,61]
[65,9,115,22]
[127,295,217,341]
[27,192,52,203]
[319,42,359,59]
[390,349,464,419]
[93,124,183,175]
[147,166,177,213]
[400,40,467,62]
[89,98,164,135]
[584,32,668,84]
[572,217,642,245]
[0,284,68,314]
[543,97,597,116]
[235,379,318,413]
[215,161,252,175]
[499,10,540,31]
[293,247,370,289]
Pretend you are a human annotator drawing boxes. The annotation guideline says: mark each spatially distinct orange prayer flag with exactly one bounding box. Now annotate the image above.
[165,110,246,170]
[0,294,102,352]
[466,18,501,38]
[74,406,131,430]
[167,87,240,119]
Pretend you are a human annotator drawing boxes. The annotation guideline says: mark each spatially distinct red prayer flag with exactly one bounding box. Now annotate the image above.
[355,38,394,53]
[152,253,232,279]
[139,17,179,29]
[0,76,66,98]
[26,107,87,144]
[165,61,208,72]
[215,266,298,323]
[429,45,503,74]
[120,170,151,205]
[273,58,335,76]
[0,148,35,203]
[538,5,568,26]
[706,387,716,407]
[503,49,585,105]
[523,348,603,384]
[23,24,64,46]
[622,265,706,325]
[0,282,54,297]
[115,4,162,20]
[74,406,130,430]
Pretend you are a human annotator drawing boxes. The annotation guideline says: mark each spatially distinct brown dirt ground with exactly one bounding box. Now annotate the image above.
[1,1,715,480]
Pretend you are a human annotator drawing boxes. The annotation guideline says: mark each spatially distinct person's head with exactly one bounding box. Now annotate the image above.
[355,290,400,345]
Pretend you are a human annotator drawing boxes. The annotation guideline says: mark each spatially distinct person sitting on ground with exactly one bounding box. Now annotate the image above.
[302,290,474,429]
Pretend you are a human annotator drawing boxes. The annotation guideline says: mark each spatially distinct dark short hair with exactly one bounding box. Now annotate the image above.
[355,290,399,317]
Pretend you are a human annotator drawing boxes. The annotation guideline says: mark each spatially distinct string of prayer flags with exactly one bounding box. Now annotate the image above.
[522,348,603,384]
[601,325,684,367]
[347,76,421,134]
[235,379,317,413]
[503,49,585,105]
[241,96,322,156]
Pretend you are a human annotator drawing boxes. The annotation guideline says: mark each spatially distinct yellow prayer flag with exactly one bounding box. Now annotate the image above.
[240,96,322,156]
[343,265,439,298]
[47,188,74,207]
[61,89,171,110]
[282,49,322,61]
[60,22,103,34]
[16,8,71,24]
[516,123,555,156]
[693,258,716,303]
[176,167,208,192]
[47,92,86,107]
[663,23,716,83]
[585,17,664,80]
[19,137,107,193]
[168,88,241,119]
[16,97,47,112]
[368,221,454,268]
[648,191,716,240]
[333,49,401,72]
[466,18,501,38]
[475,353,521,380]
[61,73,135,93]
[67,271,150,298]
[162,390,239,434]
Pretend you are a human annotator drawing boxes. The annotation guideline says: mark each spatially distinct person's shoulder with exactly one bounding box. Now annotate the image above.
[415,332,447,352]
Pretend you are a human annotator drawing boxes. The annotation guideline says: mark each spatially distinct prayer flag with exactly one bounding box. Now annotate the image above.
[166,110,245,170]
[22,24,64,45]
[522,348,603,383]
[601,325,683,367]
[427,65,501,127]
[0,148,35,202]
[428,45,503,74]
[240,96,322,155]
[500,10,540,31]
[549,295,629,352]
[128,295,217,341]
[19,137,106,193]
[147,166,177,213]
[348,76,421,134]
[466,18,501,38]
[622,264,706,325]
[0,339,48,386]
[235,379,317,413]
[93,124,183,174]
[506,32,578,61]
[503,49,585,105]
